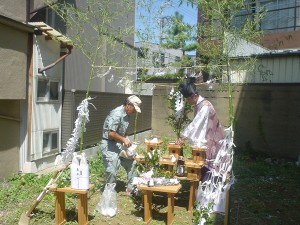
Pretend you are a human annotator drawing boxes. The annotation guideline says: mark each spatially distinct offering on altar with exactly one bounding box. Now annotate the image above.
[134,145,175,178]
[145,138,163,151]
[132,176,180,187]
[160,154,176,163]
[167,143,182,160]
[135,154,145,159]
[144,137,160,143]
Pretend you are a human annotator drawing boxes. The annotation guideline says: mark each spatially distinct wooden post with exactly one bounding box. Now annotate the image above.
[188,180,198,212]
[167,193,175,225]
[78,193,88,225]
[54,191,66,225]
[224,190,230,225]
[143,190,153,224]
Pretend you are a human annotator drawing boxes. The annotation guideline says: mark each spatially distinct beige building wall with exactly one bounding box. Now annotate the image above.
[0,100,20,180]
[0,14,33,180]
[0,23,29,99]
[0,0,27,22]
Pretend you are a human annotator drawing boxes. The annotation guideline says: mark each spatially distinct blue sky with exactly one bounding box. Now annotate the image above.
[135,0,198,43]
[162,0,198,25]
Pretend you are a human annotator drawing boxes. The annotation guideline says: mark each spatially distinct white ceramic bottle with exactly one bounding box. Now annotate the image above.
[70,152,80,189]
[78,152,89,189]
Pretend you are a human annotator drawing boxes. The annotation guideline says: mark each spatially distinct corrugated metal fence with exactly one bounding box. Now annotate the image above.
[61,91,152,149]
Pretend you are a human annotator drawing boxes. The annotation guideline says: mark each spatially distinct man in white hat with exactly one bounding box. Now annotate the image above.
[98,95,142,196]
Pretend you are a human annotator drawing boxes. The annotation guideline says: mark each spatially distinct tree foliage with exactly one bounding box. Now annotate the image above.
[162,11,198,55]
[195,0,265,125]
[45,0,137,150]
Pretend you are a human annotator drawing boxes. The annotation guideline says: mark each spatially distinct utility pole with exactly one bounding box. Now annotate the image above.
[159,0,172,45]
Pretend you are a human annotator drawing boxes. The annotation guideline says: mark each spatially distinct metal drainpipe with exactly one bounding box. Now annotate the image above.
[38,46,72,74]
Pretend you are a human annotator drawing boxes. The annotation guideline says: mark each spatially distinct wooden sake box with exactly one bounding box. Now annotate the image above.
[159,155,176,172]
[145,140,163,151]
[135,154,145,164]
[160,155,174,164]
[192,146,207,163]
[185,159,204,180]
[168,143,182,160]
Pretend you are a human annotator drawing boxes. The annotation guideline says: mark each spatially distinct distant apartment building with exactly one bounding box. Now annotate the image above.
[232,0,300,83]
[197,0,300,84]
[232,0,300,50]
[135,41,183,76]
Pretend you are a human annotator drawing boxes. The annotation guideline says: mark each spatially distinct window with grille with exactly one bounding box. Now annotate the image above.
[232,0,300,33]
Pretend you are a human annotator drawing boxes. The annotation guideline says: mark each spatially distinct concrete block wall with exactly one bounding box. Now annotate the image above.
[152,83,300,160]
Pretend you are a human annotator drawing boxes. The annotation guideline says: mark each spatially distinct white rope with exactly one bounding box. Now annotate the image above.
[196,125,235,217]
[58,97,94,164]
[91,64,227,70]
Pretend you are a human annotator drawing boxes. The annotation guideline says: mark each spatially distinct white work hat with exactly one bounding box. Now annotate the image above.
[127,95,142,113]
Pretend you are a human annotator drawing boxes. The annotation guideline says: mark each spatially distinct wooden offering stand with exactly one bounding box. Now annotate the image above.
[192,146,207,163]
[139,141,208,213]
[49,184,94,225]
[145,140,163,151]
[159,155,176,171]
[185,160,204,180]
[135,140,163,165]
[159,143,182,172]
[185,146,207,180]
[138,184,181,225]
[167,143,182,160]
[135,155,145,164]
[176,146,207,212]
